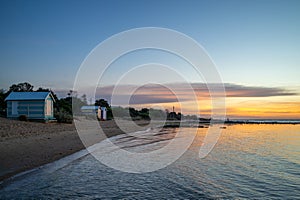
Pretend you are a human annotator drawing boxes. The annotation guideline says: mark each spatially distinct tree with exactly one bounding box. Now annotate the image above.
[9,82,34,92]
[129,107,139,118]
[67,90,73,97]
[110,106,169,121]
[139,108,150,120]
[95,99,110,108]
[149,108,166,120]
[57,97,72,114]
[0,89,8,116]
[36,87,50,92]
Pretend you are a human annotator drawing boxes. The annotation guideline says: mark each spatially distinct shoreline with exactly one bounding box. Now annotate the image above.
[1,117,299,182]
[0,117,149,182]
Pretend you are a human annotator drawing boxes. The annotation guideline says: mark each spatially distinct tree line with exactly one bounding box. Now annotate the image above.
[0,82,199,123]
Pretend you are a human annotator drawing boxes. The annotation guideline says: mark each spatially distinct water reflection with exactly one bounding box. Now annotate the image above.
[1,124,300,199]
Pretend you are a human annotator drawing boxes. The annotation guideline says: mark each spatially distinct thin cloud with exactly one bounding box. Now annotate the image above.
[224,84,298,97]
[95,83,298,105]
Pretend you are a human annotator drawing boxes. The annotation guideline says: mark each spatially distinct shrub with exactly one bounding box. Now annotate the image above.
[54,110,73,123]
[19,115,28,121]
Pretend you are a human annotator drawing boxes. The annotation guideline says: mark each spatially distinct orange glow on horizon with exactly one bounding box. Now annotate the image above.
[121,84,300,119]
[130,97,300,119]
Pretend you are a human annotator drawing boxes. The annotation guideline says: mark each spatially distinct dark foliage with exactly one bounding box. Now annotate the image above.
[18,115,28,121]
[95,99,110,108]
[0,89,8,116]
[9,82,34,92]
[111,107,168,121]
[1,83,189,123]
[54,109,73,123]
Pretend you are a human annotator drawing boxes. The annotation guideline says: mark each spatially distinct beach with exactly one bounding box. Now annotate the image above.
[0,117,149,181]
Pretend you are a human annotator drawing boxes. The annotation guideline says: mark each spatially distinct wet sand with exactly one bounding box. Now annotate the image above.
[0,117,149,181]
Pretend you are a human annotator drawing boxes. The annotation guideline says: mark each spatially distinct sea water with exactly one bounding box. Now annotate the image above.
[1,124,300,199]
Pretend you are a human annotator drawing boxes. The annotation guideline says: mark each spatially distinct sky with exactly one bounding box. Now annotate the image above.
[0,0,300,119]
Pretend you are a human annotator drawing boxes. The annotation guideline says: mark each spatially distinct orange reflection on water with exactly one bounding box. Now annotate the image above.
[194,124,300,165]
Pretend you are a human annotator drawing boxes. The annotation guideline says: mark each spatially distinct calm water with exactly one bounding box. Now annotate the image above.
[1,124,300,199]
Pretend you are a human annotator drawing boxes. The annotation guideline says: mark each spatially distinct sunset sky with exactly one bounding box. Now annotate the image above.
[1,0,299,119]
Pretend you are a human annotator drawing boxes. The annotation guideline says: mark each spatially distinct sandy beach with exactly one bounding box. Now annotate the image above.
[0,117,149,181]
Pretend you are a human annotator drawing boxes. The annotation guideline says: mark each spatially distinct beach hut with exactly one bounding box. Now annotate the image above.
[80,106,107,120]
[98,107,107,120]
[5,92,56,120]
[80,106,99,115]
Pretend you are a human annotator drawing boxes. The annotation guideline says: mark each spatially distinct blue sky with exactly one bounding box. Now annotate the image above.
[1,0,300,91]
